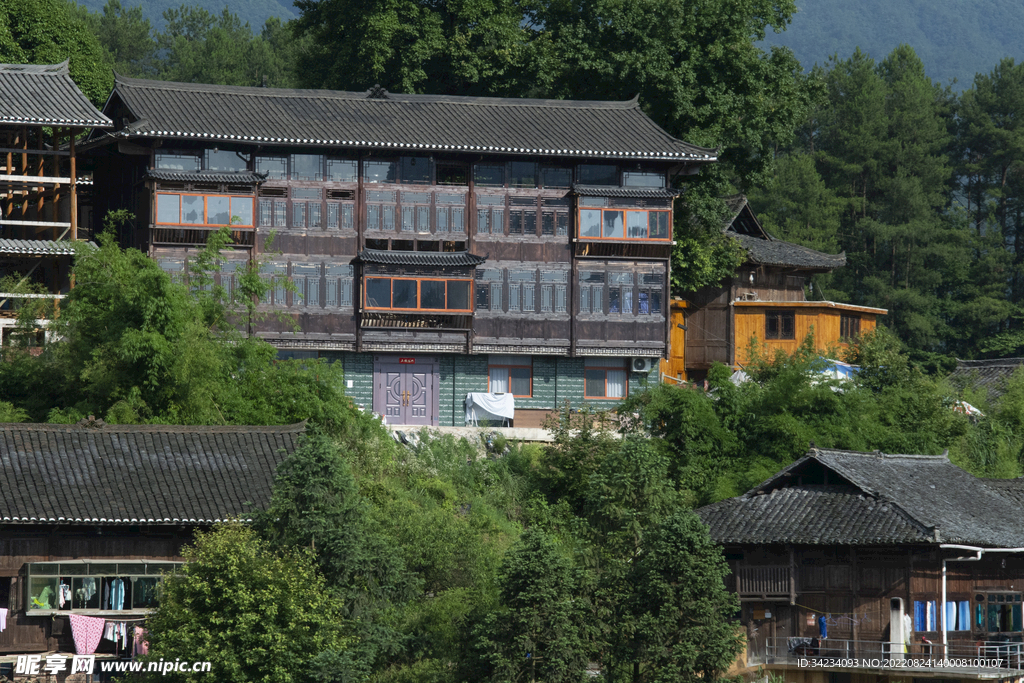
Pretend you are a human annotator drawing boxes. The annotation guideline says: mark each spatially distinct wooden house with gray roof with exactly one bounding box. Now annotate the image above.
[665,196,887,382]
[0,421,303,660]
[85,76,714,427]
[0,62,111,346]
[697,447,1024,683]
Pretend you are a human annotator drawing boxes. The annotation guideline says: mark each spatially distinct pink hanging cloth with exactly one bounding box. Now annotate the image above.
[133,626,149,656]
[69,614,105,655]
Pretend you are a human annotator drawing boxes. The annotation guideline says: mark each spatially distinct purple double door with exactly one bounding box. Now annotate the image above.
[372,355,439,426]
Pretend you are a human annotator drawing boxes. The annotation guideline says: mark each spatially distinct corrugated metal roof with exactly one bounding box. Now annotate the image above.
[110,76,716,162]
[358,249,487,267]
[0,422,304,525]
[146,169,267,184]
[572,184,680,199]
[0,62,112,128]
[0,239,91,256]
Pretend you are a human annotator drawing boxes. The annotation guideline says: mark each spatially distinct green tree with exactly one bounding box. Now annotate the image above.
[256,435,417,679]
[94,0,157,77]
[292,0,530,95]
[156,5,294,87]
[0,0,113,104]
[144,524,350,683]
[624,510,742,683]
[476,529,588,683]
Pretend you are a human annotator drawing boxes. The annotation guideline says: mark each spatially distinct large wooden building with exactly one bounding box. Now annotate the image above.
[698,448,1024,683]
[85,77,716,427]
[0,421,302,664]
[667,197,886,383]
[0,62,111,345]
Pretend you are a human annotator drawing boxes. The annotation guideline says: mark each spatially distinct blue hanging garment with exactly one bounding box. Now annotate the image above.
[818,615,828,639]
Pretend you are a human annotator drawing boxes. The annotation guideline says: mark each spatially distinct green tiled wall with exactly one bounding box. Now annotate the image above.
[322,351,650,423]
[453,355,488,425]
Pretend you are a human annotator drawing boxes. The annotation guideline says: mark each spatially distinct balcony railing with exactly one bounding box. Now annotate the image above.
[736,565,791,599]
[152,227,255,248]
[756,637,1024,676]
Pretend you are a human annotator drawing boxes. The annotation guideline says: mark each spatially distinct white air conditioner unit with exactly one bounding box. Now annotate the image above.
[632,357,654,373]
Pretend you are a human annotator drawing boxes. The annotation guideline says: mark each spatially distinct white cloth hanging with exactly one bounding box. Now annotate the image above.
[465,392,515,425]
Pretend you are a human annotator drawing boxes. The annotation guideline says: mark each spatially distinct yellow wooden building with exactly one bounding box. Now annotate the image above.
[662,197,887,382]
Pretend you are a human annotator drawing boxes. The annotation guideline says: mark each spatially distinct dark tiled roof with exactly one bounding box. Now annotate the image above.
[697,485,930,545]
[146,170,267,184]
[0,422,305,524]
[730,233,847,270]
[0,239,92,256]
[719,195,845,271]
[109,76,715,162]
[0,62,111,128]
[697,448,1024,547]
[358,249,487,267]
[948,358,1024,401]
[572,184,680,199]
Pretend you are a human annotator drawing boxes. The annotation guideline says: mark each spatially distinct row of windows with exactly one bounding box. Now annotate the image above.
[578,271,665,316]
[258,199,354,230]
[27,561,182,613]
[912,595,1024,634]
[366,203,466,234]
[155,149,666,188]
[476,206,569,237]
[156,194,254,227]
[485,356,630,400]
[578,208,670,240]
[364,277,473,312]
[158,260,356,309]
[476,269,570,313]
[764,312,863,341]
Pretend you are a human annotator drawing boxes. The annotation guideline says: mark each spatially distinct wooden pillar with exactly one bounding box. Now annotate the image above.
[69,129,78,241]
[52,127,61,239]
[4,129,11,219]
[20,126,28,217]
[851,546,859,655]
[36,126,45,224]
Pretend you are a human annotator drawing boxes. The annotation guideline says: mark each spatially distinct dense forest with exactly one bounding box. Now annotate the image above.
[761,0,1024,90]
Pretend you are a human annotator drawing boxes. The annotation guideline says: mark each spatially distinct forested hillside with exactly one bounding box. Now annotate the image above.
[76,0,295,28]
[761,0,1024,88]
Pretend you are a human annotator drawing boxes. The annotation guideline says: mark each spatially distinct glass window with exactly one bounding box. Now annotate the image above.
[206,196,230,225]
[291,154,323,181]
[580,209,602,238]
[489,355,532,396]
[230,197,254,226]
[29,576,58,609]
[510,162,537,188]
[326,158,357,182]
[365,278,390,308]
[155,152,200,171]
[448,280,471,310]
[392,279,417,308]
[182,195,203,224]
[474,164,505,187]
[584,358,628,399]
[841,314,861,339]
[622,170,665,187]
[603,210,624,238]
[626,211,646,238]
[401,157,431,184]
[205,149,249,172]
[364,160,397,183]
[765,311,796,340]
[133,578,159,609]
[578,164,618,186]
[541,167,571,188]
[649,211,670,238]
[156,194,180,223]
[256,156,287,179]
[421,280,446,309]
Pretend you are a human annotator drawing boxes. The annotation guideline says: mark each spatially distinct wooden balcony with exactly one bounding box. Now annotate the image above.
[151,227,255,248]
[736,565,793,601]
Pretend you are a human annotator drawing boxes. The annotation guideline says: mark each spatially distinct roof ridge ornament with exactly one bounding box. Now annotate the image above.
[77,415,106,428]
[366,84,390,100]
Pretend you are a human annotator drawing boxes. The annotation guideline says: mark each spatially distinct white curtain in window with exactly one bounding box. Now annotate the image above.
[606,370,626,398]
[489,367,509,393]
